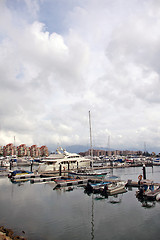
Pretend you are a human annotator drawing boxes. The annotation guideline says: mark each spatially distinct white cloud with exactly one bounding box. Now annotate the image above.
[0,0,160,153]
[24,0,41,18]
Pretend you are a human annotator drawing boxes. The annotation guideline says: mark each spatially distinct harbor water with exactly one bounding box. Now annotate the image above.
[0,166,160,240]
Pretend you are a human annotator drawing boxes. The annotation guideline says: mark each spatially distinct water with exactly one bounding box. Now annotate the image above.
[0,166,160,240]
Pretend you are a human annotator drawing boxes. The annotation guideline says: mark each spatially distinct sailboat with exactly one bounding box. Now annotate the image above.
[68,111,107,179]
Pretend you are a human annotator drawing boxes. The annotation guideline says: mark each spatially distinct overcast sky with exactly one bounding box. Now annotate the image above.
[0,0,160,153]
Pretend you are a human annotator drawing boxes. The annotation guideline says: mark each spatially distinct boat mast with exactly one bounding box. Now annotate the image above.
[89,111,93,168]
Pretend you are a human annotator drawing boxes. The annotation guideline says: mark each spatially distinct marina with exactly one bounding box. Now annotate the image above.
[1,165,160,239]
[1,0,160,239]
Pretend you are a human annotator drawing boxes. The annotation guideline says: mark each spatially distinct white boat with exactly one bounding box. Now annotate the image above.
[105,181,127,195]
[38,147,91,173]
[153,158,160,165]
[0,157,10,167]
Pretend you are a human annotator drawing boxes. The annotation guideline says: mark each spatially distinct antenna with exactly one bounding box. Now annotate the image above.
[89,111,93,168]
[144,142,146,153]
[108,135,110,150]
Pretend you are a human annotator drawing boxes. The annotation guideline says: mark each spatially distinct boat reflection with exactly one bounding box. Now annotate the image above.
[91,194,94,240]
[136,197,156,208]
[107,194,123,204]
[141,201,156,208]
[84,188,125,205]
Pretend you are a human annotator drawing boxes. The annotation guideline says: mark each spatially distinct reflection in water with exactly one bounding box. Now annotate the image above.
[142,201,156,209]
[91,193,94,240]
[84,188,125,205]
[108,194,123,204]
[136,196,156,208]
[11,179,29,184]
[88,190,124,239]
[94,195,106,201]
[2,166,160,240]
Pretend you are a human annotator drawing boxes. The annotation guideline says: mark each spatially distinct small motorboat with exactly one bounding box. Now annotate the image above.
[8,169,33,178]
[136,180,160,201]
[85,181,110,193]
[104,181,127,195]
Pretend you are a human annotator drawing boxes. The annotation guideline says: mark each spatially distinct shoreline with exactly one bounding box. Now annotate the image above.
[0,226,27,240]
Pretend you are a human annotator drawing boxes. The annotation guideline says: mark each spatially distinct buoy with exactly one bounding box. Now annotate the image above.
[138,175,142,181]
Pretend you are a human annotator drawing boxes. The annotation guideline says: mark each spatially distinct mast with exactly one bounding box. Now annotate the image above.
[89,111,93,168]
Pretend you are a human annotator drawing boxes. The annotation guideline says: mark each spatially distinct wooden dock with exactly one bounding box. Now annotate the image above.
[30,176,58,184]
[54,179,89,189]
[126,179,160,187]
[12,173,41,180]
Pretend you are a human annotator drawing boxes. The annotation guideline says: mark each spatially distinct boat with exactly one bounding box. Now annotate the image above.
[68,168,107,178]
[0,160,10,167]
[144,187,160,200]
[136,179,160,200]
[8,169,33,178]
[38,147,91,173]
[10,155,17,163]
[153,158,160,165]
[85,180,110,193]
[104,181,127,195]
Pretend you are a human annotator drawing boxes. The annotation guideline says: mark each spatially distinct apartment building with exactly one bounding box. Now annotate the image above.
[40,145,49,157]
[17,144,27,157]
[0,144,49,158]
[81,149,143,157]
[3,143,16,157]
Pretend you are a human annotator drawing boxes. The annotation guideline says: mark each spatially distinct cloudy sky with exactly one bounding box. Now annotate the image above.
[0,0,160,153]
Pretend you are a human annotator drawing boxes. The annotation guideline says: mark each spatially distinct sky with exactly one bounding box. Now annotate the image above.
[0,0,160,153]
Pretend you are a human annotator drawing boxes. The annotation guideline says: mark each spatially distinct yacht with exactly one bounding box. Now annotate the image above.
[153,158,160,165]
[38,147,91,173]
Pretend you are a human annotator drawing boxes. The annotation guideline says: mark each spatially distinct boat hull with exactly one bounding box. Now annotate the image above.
[68,171,107,178]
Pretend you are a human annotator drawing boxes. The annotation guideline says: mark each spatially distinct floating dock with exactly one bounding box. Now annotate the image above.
[11,173,41,180]
[54,179,89,189]
[126,179,160,187]
[30,177,57,184]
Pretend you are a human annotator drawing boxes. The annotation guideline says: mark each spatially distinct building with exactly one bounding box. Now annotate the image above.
[0,143,49,158]
[40,145,49,157]
[17,144,27,157]
[80,149,143,157]
[30,145,40,158]
[0,146,3,156]
[3,143,14,157]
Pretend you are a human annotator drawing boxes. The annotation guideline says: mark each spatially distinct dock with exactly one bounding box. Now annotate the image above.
[54,179,89,189]
[126,179,160,187]
[30,176,58,183]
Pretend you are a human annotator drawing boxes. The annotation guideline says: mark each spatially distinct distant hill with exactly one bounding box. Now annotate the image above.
[65,145,110,153]
[48,144,149,154]
[66,145,89,153]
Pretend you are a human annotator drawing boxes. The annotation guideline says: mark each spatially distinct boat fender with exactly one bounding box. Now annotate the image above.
[138,175,142,181]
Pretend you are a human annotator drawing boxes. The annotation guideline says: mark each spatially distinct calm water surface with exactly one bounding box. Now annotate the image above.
[0,166,160,240]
